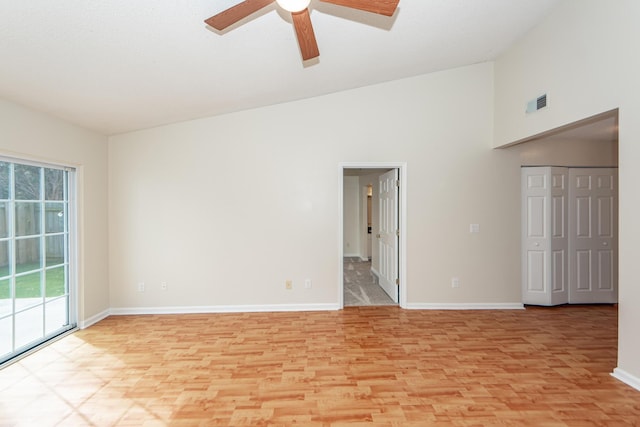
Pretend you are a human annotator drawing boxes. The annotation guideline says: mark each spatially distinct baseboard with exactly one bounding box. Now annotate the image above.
[79,308,110,329]
[405,303,525,310]
[343,253,359,258]
[611,367,640,392]
[110,303,340,316]
[83,302,526,324]
[371,267,380,284]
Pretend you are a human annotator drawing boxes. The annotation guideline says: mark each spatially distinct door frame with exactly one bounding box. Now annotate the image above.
[338,162,407,309]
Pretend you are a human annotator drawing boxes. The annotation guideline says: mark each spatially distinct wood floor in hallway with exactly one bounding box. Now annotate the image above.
[1,305,639,426]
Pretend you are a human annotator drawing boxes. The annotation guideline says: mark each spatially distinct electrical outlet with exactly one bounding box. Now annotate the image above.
[137,282,145,292]
[286,280,292,290]
[451,277,460,288]
[304,279,312,289]
[161,282,167,291]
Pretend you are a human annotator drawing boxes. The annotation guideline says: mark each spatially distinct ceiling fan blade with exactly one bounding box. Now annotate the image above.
[292,9,319,61]
[319,0,399,16]
[205,0,274,30]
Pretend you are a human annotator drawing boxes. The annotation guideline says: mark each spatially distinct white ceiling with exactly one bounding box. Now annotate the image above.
[0,0,561,135]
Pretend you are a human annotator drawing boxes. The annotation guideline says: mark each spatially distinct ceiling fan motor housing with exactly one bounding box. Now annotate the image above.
[276,0,311,12]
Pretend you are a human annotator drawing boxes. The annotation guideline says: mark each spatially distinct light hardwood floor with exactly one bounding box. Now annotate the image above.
[1,305,639,426]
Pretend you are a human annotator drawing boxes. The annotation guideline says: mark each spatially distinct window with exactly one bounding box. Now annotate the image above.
[0,159,76,365]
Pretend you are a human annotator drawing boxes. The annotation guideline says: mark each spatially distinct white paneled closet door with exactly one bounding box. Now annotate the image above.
[521,167,569,306]
[522,166,618,306]
[568,168,618,304]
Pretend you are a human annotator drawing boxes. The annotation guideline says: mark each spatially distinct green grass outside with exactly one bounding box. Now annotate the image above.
[0,259,66,299]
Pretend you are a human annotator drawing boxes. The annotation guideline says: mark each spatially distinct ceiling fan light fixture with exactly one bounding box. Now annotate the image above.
[275,0,311,13]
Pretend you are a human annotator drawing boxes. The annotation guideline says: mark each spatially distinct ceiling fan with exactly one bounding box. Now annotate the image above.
[204,0,400,61]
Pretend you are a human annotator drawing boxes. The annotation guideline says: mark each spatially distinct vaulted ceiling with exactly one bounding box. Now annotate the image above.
[0,0,560,135]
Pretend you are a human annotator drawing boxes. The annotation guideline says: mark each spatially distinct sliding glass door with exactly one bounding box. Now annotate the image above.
[0,159,76,364]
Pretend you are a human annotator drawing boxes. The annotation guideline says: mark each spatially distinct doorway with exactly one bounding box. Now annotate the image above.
[339,163,407,308]
[504,110,619,306]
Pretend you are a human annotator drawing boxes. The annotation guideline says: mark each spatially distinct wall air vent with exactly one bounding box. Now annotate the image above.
[526,93,548,114]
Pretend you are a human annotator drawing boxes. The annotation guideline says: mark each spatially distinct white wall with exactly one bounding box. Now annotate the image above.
[494,1,639,147]
[0,99,109,324]
[494,0,640,387]
[342,176,360,256]
[109,62,527,311]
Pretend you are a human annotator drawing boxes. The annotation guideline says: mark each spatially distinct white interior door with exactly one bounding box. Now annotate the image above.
[568,168,618,303]
[521,167,568,306]
[377,169,398,303]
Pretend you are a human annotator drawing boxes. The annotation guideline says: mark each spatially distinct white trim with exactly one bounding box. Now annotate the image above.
[611,368,640,392]
[343,253,360,258]
[370,266,381,282]
[110,303,340,316]
[0,153,78,172]
[338,171,344,309]
[68,169,79,332]
[79,308,110,329]
[359,256,369,262]
[405,303,525,310]
[339,162,408,309]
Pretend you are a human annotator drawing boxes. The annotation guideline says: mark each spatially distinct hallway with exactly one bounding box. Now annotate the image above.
[343,257,396,306]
